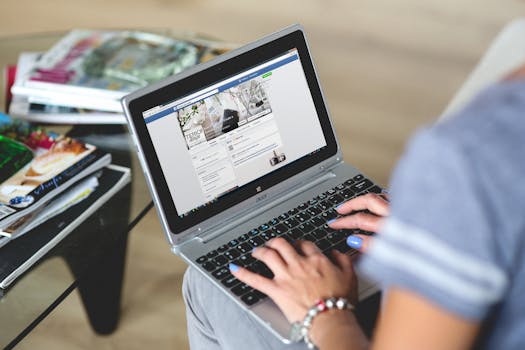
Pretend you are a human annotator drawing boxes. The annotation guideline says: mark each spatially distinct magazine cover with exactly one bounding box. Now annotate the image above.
[0,165,131,291]
[10,30,224,112]
[0,113,111,229]
[8,53,125,124]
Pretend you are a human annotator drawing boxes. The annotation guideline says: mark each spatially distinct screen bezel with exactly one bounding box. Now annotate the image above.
[127,29,338,235]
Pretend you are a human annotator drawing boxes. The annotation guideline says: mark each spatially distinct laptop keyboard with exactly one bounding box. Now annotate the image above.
[195,174,382,307]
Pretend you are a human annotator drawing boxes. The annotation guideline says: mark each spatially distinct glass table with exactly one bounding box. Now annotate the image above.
[0,31,170,349]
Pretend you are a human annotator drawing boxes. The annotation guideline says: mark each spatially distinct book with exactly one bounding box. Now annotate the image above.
[10,29,231,113]
[0,164,131,292]
[0,112,111,232]
[8,52,125,124]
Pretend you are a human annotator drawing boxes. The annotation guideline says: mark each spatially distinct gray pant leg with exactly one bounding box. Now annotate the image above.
[183,267,308,350]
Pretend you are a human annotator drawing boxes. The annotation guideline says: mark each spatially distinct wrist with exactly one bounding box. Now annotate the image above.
[309,309,358,347]
[289,298,355,349]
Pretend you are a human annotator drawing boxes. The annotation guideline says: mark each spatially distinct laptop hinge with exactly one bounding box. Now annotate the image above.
[198,170,337,243]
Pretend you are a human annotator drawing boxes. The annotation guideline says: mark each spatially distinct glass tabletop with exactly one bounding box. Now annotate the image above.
[0,30,183,348]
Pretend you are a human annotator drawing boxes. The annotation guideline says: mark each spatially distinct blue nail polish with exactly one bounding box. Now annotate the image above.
[251,247,257,254]
[347,235,363,249]
[327,218,337,225]
[229,263,240,272]
[335,202,345,210]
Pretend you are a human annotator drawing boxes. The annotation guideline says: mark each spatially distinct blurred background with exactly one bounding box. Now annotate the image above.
[0,0,523,348]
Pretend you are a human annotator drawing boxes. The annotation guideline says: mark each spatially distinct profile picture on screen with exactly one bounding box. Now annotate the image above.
[221,109,239,133]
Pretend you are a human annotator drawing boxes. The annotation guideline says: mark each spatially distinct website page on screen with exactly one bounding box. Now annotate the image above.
[143,49,327,217]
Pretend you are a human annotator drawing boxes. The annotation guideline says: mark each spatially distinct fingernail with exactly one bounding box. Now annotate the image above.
[346,235,363,249]
[229,263,240,272]
[327,218,337,225]
[335,203,345,210]
[251,247,257,254]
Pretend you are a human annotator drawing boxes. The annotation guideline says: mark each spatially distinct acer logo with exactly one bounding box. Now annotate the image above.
[256,194,267,202]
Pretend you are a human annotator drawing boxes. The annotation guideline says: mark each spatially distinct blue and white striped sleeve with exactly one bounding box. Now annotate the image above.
[358,128,509,321]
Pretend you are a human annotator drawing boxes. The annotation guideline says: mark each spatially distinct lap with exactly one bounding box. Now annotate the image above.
[183,266,308,350]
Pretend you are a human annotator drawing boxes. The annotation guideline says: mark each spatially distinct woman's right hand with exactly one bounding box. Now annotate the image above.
[328,193,390,252]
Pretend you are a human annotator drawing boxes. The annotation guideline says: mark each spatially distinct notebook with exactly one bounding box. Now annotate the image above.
[122,24,381,343]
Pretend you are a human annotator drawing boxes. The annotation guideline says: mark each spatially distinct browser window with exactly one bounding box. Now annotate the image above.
[144,49,327,216]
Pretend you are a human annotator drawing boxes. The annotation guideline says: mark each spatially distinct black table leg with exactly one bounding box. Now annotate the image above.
[75,232,129,334]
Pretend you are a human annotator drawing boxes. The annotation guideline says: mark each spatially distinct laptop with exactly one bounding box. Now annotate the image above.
[122,24,381,343]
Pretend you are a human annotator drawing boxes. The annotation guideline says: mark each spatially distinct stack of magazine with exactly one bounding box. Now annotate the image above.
[0,112,130,291]
[7,29,233,124]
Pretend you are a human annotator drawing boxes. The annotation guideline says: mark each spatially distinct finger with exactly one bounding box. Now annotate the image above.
[229,264,276,296]
[329,212,385,232]
[294,239,321,256]
[336,193,390,217]
[251,245,288,275]
[264,237,301,265]
[331,250,353,274]
[346,234,373,252]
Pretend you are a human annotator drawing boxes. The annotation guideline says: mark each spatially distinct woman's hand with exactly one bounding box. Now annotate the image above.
[230,192,389,324]
[230,237,357,323]
[329,192,390,251]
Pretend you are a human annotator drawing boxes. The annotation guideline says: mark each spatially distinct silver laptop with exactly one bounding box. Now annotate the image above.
[122,24,380,343]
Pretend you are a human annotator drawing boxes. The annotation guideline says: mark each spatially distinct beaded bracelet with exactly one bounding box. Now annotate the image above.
[289,297,355,349]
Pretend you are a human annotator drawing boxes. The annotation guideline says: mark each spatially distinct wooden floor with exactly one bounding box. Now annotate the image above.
[0,0,523,348]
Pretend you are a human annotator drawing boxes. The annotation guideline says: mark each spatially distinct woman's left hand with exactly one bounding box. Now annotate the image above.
[230,237,357,323]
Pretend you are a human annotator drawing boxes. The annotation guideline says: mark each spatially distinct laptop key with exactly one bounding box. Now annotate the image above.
[207,250,218,258]
[312,229,326,240]
[296,212,311,222]
[328,194,344,205]
[344,178,355,186]
[321,211,337,221]
[316,238,331,251]
[287,208,299,216]
[202,261,216,271]
[283,218,299,229]
[353,174,364,181]
[249,228,260,236]
[239,233,251,242]
[327,231,345,244]
[222,275,241,288]
[231,283,252,296]
[334,241,351,254]
[196,255,207,264]
[237,242,252,254]
[249,236,265,247]
[253,290,268,300]
[212,267,229,279]
[289,228,303,239]
[369,185,382,194]
[228,239,239,248]
[350,179,373,192]
[225,248,241,261]
[217,244,229,253]
[259,224,270,231]
[241,292,260,306]
[298,223,315,234]
[213,255,228,267]
[318,201,331,211]
[273,223,288,234]
[303,233,315,242]
[307,207,322,216]
[278,213,289,220]
[310,216,325,227]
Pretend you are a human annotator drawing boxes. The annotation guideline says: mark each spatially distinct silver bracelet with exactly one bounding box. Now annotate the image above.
[289,297,355,349]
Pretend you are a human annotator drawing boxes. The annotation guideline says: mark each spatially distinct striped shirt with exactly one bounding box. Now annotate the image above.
[359,80,525,349]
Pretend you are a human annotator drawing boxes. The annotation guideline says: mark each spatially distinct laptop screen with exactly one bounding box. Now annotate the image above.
[142,49,327,217]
